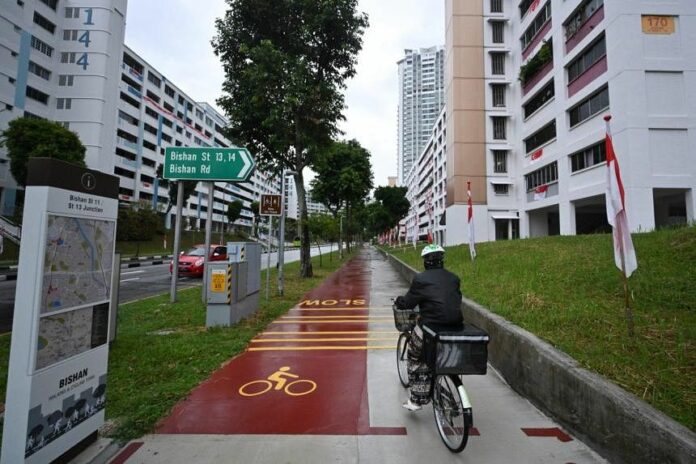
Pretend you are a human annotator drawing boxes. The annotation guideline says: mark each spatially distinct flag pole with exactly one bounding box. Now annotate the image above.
[617,217,635,337]
[605,114,635,338]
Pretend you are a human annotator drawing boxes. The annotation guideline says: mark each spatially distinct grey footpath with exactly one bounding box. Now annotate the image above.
[383,249,696,464]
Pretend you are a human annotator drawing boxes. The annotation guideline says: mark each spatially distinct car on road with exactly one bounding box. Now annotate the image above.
[170,244,227,277]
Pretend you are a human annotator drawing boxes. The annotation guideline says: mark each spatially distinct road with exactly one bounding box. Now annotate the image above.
[0,244,338,334]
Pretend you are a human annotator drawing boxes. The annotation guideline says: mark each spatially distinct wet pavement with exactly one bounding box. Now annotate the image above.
[155,251,404,436]
[111,248,607,463]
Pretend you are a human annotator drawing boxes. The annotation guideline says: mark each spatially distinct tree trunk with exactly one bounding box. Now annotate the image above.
[294,171,313,278]
[346,205,352,253]
[315,239,322,267]
[334,209,343,260]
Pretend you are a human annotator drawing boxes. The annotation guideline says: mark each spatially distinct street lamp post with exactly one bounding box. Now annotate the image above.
[277,170,297,296]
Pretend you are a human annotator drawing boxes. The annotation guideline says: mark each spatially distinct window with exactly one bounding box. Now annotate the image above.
[524,79,555,118]
[120,91,140,109]
[58,74,74,86]
[164,85,175,98]
[493,150,507,173]
[56,98,72,110]
[38,0,58,10]
[492,117,506,139]
[30,35,53,57]
[521,2,552,50]
[492,84,506,107]
[565,0,604,39]
[28,61,51,80]
[525,161,558,191]
[145,107,158,119]
[524,119,556,153]
[568,85,609,127]
[490,0,503,13]
[493,184,509,195]
[146,90,160,103]
[519,0,543,18]
[570,141,606,172]
[163,101,174,112]
[491,53,505,75]
[147,71,161,88]
[195,109,203,119]
[144,123,158,136]
[567,35,606,82]
[33,12,56,34]
[65,7,80,18]
[492,21,504,44]
[26,86,49,104]
[61,52,76,63]
[63,30,77,40]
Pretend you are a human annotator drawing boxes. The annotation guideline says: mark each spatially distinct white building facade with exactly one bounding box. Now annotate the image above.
[1,0,127,215]
[396,46,446,185]
[0,1,280,234]
[444,0,696,246]
[403,108,448,244]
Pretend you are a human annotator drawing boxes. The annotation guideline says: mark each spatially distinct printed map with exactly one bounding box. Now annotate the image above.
[42,216,115,313]
[36,307,93,370]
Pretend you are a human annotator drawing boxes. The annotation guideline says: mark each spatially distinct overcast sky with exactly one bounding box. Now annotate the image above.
[124,0,445,187]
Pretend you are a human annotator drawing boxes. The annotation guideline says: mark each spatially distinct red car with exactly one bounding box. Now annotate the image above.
[170,244,227,277]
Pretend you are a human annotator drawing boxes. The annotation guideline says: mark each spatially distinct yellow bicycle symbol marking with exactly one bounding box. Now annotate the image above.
[238,366,317,397]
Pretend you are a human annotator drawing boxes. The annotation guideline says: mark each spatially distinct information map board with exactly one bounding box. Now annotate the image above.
[1,159,119,464]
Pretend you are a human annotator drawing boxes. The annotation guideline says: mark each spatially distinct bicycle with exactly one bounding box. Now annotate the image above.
[392,300,489,453]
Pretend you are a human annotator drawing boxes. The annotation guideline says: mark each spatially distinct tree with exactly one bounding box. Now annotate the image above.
[250,200,261,237]
[311,139,373,256]
[307,213,338,266]
[213,0,368,278]
[226,199,243,231]
[158,160,199,219]
[116,202,162,256]
[0,117,85,187]
[374,186,409,230]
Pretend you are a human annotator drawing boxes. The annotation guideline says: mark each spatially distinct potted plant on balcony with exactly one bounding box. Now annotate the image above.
[519,40,553,85]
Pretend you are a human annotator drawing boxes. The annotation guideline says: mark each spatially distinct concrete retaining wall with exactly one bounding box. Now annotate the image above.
[383,251,696,464]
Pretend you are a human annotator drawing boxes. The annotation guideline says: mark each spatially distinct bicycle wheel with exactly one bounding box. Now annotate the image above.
[284,379,317,396]
[396,332,410,387]
[238,380,272,397]
[432,375,471,453]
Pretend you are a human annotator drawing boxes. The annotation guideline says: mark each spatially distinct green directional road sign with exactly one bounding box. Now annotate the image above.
[163,147,255,181]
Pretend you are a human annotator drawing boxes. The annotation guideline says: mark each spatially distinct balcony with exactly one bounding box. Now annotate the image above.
[117,136,138,152]
[520,40,553,96]
[522,20,552,60]
[122,63,143,82]
[568,55,607,97]
[565,5,605,54]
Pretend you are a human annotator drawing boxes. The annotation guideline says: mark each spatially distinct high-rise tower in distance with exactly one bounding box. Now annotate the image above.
[396,46,445,185]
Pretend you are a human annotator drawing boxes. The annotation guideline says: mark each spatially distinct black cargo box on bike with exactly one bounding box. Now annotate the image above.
[422,324,489,375]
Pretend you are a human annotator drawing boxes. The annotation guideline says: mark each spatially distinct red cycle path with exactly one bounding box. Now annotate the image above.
[156,251,406,435]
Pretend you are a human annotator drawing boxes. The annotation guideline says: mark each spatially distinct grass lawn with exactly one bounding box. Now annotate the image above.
[383,226,696,431]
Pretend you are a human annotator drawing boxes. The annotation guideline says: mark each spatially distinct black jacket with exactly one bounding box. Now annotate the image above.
[397,267,463,329]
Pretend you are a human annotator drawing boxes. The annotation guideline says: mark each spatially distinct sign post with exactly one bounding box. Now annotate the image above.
[1,159,118,463]
[260,195,281,301]
[163,147,255,301]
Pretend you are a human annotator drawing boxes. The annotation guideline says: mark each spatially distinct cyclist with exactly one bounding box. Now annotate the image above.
[395,244,463,411]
